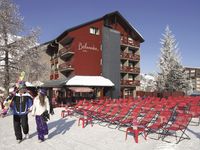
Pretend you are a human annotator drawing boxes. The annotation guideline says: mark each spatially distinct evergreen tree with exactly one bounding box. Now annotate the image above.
[157,26,190,92]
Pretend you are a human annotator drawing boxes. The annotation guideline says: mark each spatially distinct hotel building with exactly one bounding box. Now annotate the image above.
[44,11,144,98]
[185,67,200,92]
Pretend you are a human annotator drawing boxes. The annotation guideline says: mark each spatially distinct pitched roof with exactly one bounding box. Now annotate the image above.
[42,11,144,54]
[56,11,144,42]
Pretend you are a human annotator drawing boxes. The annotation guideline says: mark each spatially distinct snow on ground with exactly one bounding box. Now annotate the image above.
[0,108,200,150]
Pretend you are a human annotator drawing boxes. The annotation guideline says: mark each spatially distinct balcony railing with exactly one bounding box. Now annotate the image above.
[120,52,140,61]
[121,37,140,47]
[121,80,140,86]
[58,62,74,72]
[120,66,140,74]
[59,47,74,59]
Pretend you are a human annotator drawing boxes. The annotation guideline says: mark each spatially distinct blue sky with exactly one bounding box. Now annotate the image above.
[15,0,200,74]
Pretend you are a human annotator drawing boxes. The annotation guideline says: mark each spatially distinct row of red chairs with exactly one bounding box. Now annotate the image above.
[60,96,200,143]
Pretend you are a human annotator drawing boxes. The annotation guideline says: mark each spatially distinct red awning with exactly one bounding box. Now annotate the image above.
[68,87,94,93]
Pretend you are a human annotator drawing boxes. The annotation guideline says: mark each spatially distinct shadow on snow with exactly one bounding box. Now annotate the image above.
[30,118,76,139]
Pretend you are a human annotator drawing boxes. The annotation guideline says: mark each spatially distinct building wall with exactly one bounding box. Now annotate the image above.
[60,20,104,76]
[185,67,200,91]
[102,27,121,98]
[45,12,143,98]
[108,20,141,98]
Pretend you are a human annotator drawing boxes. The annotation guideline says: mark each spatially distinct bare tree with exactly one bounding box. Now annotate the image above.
[0,0,40,96]
[19,45,50,82]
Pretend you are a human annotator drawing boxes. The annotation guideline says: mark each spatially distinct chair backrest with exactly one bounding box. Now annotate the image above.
[159,110,173,123]
[138,110,157,127]
[96,105,105,113]
[110,107,119,115]
[75,100,84,108]
[171,113,192,129]
[131,107,141,118]
[132,118,139,126]
[83,103,93,111]
[83,111,88,117]
[120,107,131,115]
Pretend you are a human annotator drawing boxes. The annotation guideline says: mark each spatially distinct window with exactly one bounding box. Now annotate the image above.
[129,62,133,67]
[90,27,100,35]
[128,37,133,43]
[128,74,134,80]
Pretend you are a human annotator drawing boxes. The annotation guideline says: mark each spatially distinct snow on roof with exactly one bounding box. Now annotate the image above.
[31,80,44,87]
[66,76,114,87]
[42,78,67,87]
[25,81,34,87]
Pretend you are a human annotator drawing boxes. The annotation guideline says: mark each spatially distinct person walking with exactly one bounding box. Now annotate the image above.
[32,89,50,142]
[4,82,33,143]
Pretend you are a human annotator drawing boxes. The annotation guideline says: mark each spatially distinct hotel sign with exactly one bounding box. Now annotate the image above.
[78,42,99,52]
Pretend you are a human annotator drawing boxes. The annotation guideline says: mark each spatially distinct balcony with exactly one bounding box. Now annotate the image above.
[121,37,140,47]
[121,80,140,86]
[120,66,140,74]
[58,62,74,72]
[59,47,74,59]
[120,52,140,61]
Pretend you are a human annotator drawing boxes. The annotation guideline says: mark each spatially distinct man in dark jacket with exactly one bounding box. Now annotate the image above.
[7,82,33,143]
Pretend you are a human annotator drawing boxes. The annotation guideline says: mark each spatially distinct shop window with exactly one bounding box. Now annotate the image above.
[90,27,100,35]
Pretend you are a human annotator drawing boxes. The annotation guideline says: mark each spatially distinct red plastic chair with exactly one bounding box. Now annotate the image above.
[162,113,192,144]
[125,119,147,143]
[61,106,74,118]
[61,100,85,118]
[78,111,93,128]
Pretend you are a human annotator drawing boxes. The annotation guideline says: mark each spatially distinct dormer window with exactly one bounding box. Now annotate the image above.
[90,27,100,35]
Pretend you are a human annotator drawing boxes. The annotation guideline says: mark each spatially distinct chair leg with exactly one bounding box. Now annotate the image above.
[61,111,65,118]
[82,119,85,128]
[125,130,128,140]
[125,128,132,140]
[134,130,139,143]
[78,118,80,126]
[144,131,147,140]
[89,118,93,127]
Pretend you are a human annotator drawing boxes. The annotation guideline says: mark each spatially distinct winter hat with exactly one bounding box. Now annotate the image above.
[39,89,46,95]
